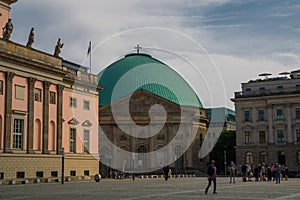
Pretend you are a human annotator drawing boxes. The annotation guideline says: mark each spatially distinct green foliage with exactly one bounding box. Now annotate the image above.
[209,130,236,174]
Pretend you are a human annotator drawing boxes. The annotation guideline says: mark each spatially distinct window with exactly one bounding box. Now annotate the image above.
[83,100,90,110]
[296,84,300,89]
[277,130,284,143]
[0,172,4,179]
[0,80,3,95]
[70,97,77,108]
[258,110,265,121]
[298,152,300,165]
[13,119,24,149]
[156,134,165,140]
[277,85,283,89]
[119,132,127,141]
[259,131,266,143]
[259,87,265,92]
[16,172,25,179]
[245,88,251,92]
[70,128,76,153]
[277,109,283,120]
[244,111,251,121]
[70,171,76,176]
[296,129,300,142]
[246,152,253,164]
[245,131,251,144]
[50,92,56,104]
[51,171,58,177]
[36,171,43,178]
[34,88,41,102]
[84,170,90,176]
[296,108,300,119]
[260,152,267,164]
[84,130,90,153]
[15,85,25,100]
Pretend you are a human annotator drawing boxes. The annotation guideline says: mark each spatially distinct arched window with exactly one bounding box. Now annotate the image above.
[34,119,42,150]
[175,145,184,171]
[278,151,286,165]
[260,151,267,164]
[0,115,2,149]
[246,152,253,164]
[48,121,56,151]
[137,145,147,170]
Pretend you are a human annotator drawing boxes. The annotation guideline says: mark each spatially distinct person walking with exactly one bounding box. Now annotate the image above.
[229,161,236,183]
[163,165,170,181]
[275,163,281,184]
[205,160,217,195]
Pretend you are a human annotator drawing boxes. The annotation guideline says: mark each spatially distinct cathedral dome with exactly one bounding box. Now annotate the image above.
[98,53,202,108]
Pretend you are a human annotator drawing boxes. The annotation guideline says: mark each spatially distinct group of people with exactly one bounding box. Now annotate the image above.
[204,160,289,195]
[240,162,288,184]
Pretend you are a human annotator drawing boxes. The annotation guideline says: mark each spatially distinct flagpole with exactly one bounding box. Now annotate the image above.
[89,41,92,74]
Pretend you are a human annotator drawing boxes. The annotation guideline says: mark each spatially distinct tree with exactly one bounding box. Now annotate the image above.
[209,130,236,174]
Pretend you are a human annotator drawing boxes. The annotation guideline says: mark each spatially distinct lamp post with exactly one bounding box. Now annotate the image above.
[224,150,227,176]
[61,148,64,184]
[175,154,177,178]
[132,153,135,181]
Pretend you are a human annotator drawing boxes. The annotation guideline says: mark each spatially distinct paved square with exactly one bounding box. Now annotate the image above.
[0,177,300,200]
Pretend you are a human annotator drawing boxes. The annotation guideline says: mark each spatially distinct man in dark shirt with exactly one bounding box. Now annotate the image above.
[205,160,217,195]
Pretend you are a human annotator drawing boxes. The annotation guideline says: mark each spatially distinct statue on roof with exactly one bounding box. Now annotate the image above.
[54,38,64,57]
[2,18,13,40]
[26,27,34,48]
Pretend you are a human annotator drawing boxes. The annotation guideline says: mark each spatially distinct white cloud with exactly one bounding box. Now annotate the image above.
[10,0,300,109]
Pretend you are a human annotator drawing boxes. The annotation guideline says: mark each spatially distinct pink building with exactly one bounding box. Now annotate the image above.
[0,23,100,181]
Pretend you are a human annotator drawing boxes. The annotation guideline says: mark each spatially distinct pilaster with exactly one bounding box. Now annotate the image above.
[27,77,36,153]
[42,81,51,154]
[3,72,14,153]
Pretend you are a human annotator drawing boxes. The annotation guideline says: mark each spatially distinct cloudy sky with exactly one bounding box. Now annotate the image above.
[10,0,300,109]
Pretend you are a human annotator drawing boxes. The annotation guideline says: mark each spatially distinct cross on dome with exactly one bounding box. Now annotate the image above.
[134,44,142,54]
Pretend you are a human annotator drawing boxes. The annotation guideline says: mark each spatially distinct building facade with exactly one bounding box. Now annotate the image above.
[232,72,300,172]
[98,53,209,176]
[0,24,99,181]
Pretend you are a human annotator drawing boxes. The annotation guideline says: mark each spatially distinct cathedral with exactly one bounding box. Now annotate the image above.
[98,52,209,176]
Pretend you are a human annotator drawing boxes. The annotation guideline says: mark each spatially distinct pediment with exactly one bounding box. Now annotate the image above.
[68,118,79,125]
[240,124,255,130]
[82,120,93,127]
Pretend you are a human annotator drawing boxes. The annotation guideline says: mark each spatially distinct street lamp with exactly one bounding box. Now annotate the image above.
[224,150,227,176]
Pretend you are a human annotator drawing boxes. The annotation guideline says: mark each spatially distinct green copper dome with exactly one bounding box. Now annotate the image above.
[98,53,202,108]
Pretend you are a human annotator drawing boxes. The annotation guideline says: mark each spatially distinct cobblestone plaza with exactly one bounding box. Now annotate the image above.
[1,177,300,200]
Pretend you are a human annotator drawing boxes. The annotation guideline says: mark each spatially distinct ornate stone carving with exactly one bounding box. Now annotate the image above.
[44,81,51,90]
[2,18,13,40]
[26,27,34,48]
[6,72,14,82]
[28,77,37,87]
[54,38,64,57]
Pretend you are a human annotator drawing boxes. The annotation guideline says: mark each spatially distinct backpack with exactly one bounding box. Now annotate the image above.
[207,165,214,176]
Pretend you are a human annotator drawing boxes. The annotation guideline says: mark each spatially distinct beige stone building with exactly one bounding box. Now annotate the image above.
[232,72,300,172]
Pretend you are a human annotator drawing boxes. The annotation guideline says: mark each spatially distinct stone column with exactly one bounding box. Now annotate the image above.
[42,81,51,154]
[148,126,154,170]
[56,85,64,154]
[267,105,274,144]
[27,77,36,153]
[4,72,14,153]
[286,104,292,143]
[112,125,118,168]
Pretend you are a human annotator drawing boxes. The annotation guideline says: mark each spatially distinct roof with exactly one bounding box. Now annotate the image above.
[98,53,202,108]
[206,107,235,124]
